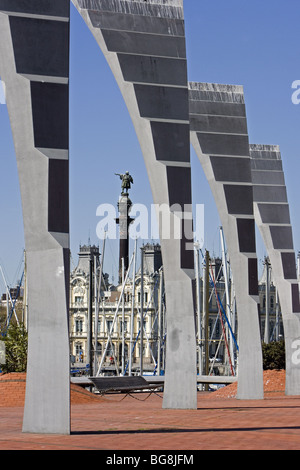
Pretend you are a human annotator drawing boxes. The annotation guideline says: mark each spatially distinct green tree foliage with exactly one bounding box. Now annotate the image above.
[0,306,6,332]
[1,323,28,373]
[262,340,285,370]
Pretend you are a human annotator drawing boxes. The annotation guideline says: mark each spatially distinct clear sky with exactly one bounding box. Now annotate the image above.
[0,0,299,291]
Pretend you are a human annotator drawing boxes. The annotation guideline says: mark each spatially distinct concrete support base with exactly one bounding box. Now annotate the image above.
[22,248,70,434]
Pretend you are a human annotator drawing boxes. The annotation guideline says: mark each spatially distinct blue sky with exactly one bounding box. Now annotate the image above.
[0,0,299,290]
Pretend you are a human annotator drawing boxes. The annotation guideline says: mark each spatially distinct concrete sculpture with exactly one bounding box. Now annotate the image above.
[189,82,264,399]
[0,1,71,433]
[250,144,300,395]
[72,0,197,409]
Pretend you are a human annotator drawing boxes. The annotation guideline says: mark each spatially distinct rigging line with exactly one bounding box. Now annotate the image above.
[270,311,281,342]
[153,332,166,376]
[216,292,239,352]
[11,251,24,287]
[0,265,20,328]
[96,250,135,376]
[209,332,224,375]
[209,289,225,345]
[210,264,235,376]
[200,248,238,351]
[3,270,24,336]
[124,273,161,375]
[0,261,11,289]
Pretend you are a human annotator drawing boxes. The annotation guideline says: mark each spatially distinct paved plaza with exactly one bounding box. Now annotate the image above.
[1,390,300,450]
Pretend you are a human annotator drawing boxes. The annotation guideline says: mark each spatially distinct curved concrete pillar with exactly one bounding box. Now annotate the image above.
[250,144,300,395]
[72,0,197,409]
[189,82,264,399]
[0,1,71,433]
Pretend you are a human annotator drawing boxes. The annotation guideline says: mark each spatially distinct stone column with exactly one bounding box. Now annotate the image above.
[116,194,134,285]
[72,0,197,409]
[0,1,71,433]
[250,144,300,395]
[189,82,264,399]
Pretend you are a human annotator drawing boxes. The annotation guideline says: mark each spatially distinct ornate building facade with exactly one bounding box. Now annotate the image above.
[69,244,284,377]
[69,243,164,375]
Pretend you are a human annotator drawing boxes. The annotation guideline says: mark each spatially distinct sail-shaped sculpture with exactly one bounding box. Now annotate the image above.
[250,144,300,395]
[72,0,197,409]
[0,1,71,433]
[189,82,264,399]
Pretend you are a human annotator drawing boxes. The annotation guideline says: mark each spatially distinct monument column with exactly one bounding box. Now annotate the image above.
[115,172,134,284]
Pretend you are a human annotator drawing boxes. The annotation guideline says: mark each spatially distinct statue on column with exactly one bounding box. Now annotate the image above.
[115,171,133,195]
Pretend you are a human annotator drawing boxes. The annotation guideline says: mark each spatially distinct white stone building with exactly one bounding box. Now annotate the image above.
[69,243,164,375]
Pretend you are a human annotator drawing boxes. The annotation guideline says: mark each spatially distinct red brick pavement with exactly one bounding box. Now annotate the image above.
[0,392,300,450]
[0,370,299,450]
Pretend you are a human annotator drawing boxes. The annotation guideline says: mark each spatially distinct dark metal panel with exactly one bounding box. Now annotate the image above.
[270,226,294,250]
[9,16,69,78]
[118,53,187,87]
[189,100,246,117]
[180,218,194,270]
[89,10,185,36]
[166,166,192,209]
[48,159,69,234]
[257,204,290,225]
[223,185,254,215]
[134,84,189,121]
[151,122,190,163]
[291,284,300,313]
[190,115,247,135]
[250,159,283,171]
[236,219,256,253]
[197,133,249,156]
[248,258,259,296]
[210,156,252,183]
[31,82,69,150]
[251,170,285,186]
[253,185,288,203]
[102,29,186,58]
[0,0,69,17]
[281,252,297,280]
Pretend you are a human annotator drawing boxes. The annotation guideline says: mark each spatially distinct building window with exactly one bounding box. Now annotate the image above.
[75,319,83,333]
[75,296,83,305]
[138,319,146,331]
[120,320,129,334]
[138,291,148,304]
[75,343,83,362]
[107,320,114,334]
